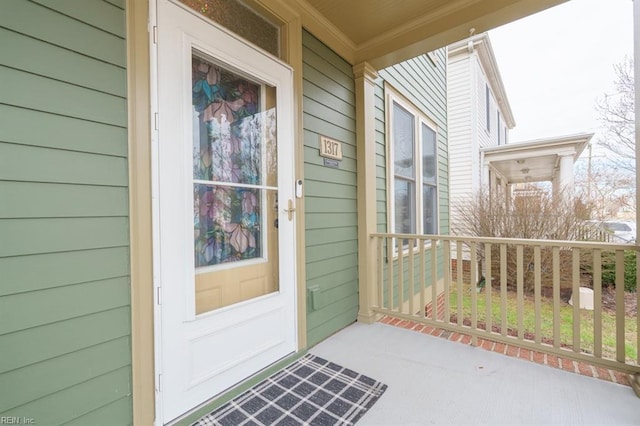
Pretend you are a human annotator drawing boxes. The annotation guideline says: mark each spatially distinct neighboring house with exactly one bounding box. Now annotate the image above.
[0,1,577,424]
[447,33,592,232]
[447,32,516,227]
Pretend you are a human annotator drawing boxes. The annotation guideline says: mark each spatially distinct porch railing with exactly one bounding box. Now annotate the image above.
[370,233,640,374]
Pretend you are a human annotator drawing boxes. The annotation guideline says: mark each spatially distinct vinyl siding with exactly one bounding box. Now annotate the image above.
[0,1,131,424]
[476,59,493,150]
[447,54,475,217]
[302,31,358,346]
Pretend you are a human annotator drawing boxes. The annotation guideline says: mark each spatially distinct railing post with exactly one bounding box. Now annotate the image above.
[354,63,379,324]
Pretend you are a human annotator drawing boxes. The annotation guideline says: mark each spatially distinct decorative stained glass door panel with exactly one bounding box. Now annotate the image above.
[156,1,297,422]
[191,54,280,314]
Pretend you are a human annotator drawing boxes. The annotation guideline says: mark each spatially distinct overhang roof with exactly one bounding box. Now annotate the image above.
[481,133,594,184]
[282,0,568,69]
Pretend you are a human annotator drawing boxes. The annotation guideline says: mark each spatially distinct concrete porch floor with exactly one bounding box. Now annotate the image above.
[309,322,639,425]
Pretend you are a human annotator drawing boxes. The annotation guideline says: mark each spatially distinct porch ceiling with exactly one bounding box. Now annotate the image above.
[482,133,593,184]
[290,0,568,69]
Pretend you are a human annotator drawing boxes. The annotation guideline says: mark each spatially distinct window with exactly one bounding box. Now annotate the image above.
[497,111,501,144]
[388,87,439,238]
[179,0,280,57]
[485,84,491,132]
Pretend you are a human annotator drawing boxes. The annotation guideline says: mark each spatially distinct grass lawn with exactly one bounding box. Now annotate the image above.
[448,284,638,363]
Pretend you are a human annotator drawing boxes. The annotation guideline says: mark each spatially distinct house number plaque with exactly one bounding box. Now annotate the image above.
[319,136,343,161]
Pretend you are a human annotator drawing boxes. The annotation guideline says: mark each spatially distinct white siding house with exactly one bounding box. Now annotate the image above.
[447,33,515,233]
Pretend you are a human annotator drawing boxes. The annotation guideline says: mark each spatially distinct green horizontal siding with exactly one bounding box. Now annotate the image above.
[0,1,131,424]
[0,104,127,156]
[375,50,449,305]
[0,66,127,126]
[303,30,358,346]
[376,49,449,234]
[0,28,126,97]
[0,182,129,218]
[0,143,128,186]
[0,0,126,67]
[0,247,130,296]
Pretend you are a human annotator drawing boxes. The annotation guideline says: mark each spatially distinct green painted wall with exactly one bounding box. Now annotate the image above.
[375,50,450,306]
[375,50,449,234]
[302,31,359,346]
[0,1,131,424]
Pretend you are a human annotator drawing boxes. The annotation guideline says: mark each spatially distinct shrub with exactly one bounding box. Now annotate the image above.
[601,250,637,292]
[452,186,599,292]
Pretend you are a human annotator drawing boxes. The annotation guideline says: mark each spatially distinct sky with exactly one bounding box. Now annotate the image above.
[488,0,634,147]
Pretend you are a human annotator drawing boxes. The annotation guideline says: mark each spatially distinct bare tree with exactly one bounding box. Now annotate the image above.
[574,159,636,218]
[595,56,635,173]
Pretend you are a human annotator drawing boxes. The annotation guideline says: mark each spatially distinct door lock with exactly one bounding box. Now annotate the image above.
[284,199,296,221]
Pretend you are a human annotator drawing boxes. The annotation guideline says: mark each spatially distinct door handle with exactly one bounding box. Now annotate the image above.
[283,199,296,221]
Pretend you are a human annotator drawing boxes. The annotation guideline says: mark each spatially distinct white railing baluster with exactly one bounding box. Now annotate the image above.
[377,236,383,310]
[553,246,561,349]
[444,240,451,324]
[387,236,393,311]
[408,238,415,316]
[457,241,463,327]
[534,246,542,345]
[500,244,507,337]
[420,237,426,318]
[594,248,602,359]
[517,244,524,341]
[398,239,404,313]
[431,239,438,321]
[471,242,478,346]
[615,250,625,363]
[485,243,492,335]
[572,248,581,353]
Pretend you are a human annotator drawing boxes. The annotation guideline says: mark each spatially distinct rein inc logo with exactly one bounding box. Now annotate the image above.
[0,418,35,425]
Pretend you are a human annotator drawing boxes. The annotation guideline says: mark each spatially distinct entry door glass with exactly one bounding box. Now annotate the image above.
[192,52,279,314]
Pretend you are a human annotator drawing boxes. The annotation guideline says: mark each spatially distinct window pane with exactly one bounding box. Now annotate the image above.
[422,123,437,184]
[393,102,414,178]
[395,179,415,234]
[194,184,265,267]
[192,53,278,271]
[423,184,437,235]
[192,55,278,185]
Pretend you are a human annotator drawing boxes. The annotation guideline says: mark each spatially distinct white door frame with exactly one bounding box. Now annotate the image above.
[149,1,298,423]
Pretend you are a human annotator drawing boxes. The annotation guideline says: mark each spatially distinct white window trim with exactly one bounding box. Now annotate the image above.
[385,83,440,254]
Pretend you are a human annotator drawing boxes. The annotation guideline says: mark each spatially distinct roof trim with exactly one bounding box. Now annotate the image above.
[481,132,594,157]
[449,33,516,128]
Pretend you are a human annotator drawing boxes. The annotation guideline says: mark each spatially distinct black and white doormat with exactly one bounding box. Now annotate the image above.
[193,354,388,425]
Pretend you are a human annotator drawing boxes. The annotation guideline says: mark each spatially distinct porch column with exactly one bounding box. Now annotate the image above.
[557,153,575,196]
[354,62,380,324]
[632,0,640,399]
[482,161,490,188]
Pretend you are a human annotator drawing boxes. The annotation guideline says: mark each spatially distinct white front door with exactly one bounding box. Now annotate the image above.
[155,1,297,422]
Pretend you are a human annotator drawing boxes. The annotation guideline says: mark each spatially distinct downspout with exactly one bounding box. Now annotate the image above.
[633,0,640,399]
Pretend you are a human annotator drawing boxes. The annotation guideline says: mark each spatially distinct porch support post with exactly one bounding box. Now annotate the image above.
[354,62,380,324]
[482,160,490,189]
[557,153,574,197]
[632,0,640,399]
[126,0,155,423]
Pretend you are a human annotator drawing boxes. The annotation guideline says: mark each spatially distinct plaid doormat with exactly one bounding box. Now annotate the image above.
[193,354,388,425]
